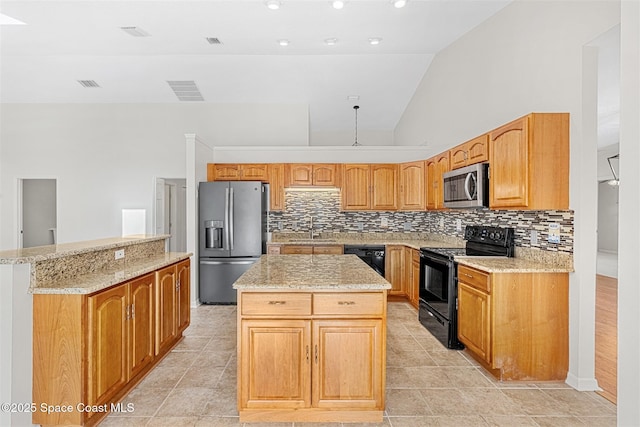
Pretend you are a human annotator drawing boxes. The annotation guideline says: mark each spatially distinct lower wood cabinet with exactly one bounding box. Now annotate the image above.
[407,247,420,308]
[270,244,344,255]
[32,259,190,427]
[457,264,569,380]
[237,290,386,423]
[385,245,405,296]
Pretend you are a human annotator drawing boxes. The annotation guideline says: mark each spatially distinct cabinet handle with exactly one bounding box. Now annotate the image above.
[461,272,474,278]
[268,301,286,305]
[131,303,135,319]
[306,345,310,362]
[176,278,180,291]
[125,304,130,321]
[315,345,318,364]
[338,301,356,305]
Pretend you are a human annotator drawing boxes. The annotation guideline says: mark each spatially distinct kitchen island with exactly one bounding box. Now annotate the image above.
[233,254,391,423]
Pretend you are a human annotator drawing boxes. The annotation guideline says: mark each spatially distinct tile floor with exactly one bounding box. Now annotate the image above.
[103,302,617,427]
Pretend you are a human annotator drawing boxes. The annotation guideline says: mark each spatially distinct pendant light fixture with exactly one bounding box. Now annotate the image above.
[607,154,620,186]
[352,105,361,146]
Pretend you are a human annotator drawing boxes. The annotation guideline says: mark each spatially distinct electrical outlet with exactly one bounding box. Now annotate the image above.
[356,222,364,231]
[530,230,538,245]
[403,222,412,231]
[439,218,444,229]
[292,221,298,230]
[278,221,283,230]
[548,223,561,244]
[456,219,462,231]
[115,249,125,260]
[381,217,389,228]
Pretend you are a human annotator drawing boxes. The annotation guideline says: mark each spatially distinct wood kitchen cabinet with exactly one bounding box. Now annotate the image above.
[342,164,397,211]
[33,260,189,427]
[426,153,450,210]
[450,134,489,170]
[278,244,343,255]
[156,260,190,355]
[268,163,286,211]
[238,290,385,422]
[207,163,269,182]
[407,247,420,308]
[398,161,426,210]
[287,163,340,187]
[489,113,569,210]
[457,264,569,380]
[385,245,405,296]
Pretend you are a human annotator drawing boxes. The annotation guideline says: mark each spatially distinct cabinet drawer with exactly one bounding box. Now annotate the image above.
[281,245,313,255]
[313,245,343,255]
[241,292,312,316]
[314,293,384,316]
[458,265,490,293]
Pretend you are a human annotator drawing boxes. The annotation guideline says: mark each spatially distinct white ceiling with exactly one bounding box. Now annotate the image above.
[0,0,512,133]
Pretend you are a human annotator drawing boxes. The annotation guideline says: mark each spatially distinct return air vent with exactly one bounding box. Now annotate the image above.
[120,26,150,37]
[77,80,100,88]
[167,80,204,101]
[206,37,222,45]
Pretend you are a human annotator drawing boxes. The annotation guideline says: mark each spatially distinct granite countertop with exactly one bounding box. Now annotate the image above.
[0,235,170,264]
[233,254,392,290]
[455,256,573,273]
[30,252,192,294]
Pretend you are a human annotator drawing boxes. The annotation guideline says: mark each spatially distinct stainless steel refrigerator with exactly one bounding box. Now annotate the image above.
[198,181,269,304]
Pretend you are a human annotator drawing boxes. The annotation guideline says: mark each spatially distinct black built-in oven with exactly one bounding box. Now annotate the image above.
[419,225,514,349]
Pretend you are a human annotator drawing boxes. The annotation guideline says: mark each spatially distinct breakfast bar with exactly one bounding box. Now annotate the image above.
[233,254,391,423]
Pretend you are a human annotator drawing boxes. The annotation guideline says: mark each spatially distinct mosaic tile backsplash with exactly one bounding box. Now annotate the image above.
[268,189,574,254]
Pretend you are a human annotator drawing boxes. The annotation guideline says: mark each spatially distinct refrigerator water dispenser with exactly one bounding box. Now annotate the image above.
[204,220,223,249]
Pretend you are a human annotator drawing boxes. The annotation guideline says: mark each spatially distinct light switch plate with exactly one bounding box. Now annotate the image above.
[381,217,389,228]
[456,219,462,231]
[439,218,444,229]
[115,249,125,260]
[403,222,412,231]
[548,223,561,244]
[356,222,364,231]
[530,230,538,245]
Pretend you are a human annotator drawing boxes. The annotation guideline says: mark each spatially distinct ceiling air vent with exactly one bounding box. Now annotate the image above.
[206,37,222,45]
[77,80,100,88]
[120,26,151,37]
[167,81,204,101]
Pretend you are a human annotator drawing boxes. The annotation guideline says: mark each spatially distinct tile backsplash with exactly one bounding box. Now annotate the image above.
[268,189,574,254]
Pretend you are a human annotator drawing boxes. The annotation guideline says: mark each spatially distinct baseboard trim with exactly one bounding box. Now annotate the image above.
[566,372,600,391]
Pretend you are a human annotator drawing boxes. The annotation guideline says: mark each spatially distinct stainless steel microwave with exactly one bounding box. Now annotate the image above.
[443,163,489,208]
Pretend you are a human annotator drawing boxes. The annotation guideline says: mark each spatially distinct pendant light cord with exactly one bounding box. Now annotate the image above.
[352,105,360,146]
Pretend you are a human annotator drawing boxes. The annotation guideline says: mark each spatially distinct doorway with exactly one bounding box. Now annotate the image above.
[19,179,57,248]
[154,178,187,252]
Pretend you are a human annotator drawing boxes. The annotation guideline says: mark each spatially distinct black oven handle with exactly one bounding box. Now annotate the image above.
[420,252,451,267]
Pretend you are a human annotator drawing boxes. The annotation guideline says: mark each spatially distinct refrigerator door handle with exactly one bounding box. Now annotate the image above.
[200,260,256,266]
[224,187,231,250]
[229,187,235,250]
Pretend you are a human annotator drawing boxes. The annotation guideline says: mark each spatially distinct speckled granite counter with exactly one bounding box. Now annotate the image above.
[233,254,391,290]
[31,252,191,294]
[455,256,573,273]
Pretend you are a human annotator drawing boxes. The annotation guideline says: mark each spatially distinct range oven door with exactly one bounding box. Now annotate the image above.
[419,252,452,320]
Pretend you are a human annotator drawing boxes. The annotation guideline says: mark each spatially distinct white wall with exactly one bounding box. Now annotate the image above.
[310,130,394,146]
[394,0,620,394]
[0,103,308,250]
[597,182,618,253]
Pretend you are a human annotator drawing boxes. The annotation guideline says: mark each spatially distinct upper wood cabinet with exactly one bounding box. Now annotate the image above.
[489,113,569,210]
[450,134,489,170]
[342,164,397,211]
[208,163,269,182]
[398,161,426,211]
[425,153,450,210]
[286,164,339,187]
[268,163,286,211]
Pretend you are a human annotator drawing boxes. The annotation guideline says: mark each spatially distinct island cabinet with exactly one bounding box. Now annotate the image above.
[457,264,569,381]
[276,244,344,255]
[398,160,426,210]
[238,290,386,423]
[489,113,569,210]
[342,164,397,211]
[450,134,489,170]
[32,259,190,427]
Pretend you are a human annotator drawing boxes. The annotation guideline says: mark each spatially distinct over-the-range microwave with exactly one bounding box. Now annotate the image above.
[442,163,489,208]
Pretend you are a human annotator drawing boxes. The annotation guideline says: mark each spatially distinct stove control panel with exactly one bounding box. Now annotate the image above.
[464,225,514,247]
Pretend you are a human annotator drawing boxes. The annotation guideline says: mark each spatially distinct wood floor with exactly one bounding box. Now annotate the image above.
[595,274,617,404]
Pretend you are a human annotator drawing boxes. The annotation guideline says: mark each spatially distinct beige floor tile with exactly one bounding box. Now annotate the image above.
[501,389,571,416]
[146,416,200,426]
[157,350,199,369]
[346,418,392,427]
[291,422,342,427]
[137,365,189,389]
[194,416,243,426]
[99,416,151,426]
[427,350,474,367]
[575,416,617,426]
[385,388,433,416]
[386,350,437,367]
[387,334,424,353]
[529,416,589,426]
[173,336,212,352]
[176,365,226,388]
[155,387,218,417]
[481,415,539,426]
[540,389,617,417]
[193,350,235,367]
[389,415,490,426]
[109,387,172,417]
[202,388,239,416]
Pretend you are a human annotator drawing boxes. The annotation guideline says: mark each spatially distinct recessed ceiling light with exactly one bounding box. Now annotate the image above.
[331,1,345,10]
[120,26,151,37]
[324,38,338,46]
[368,38,382,45]
[278,39,289,46]
[265,0,281,10]
[392,0,407,8]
